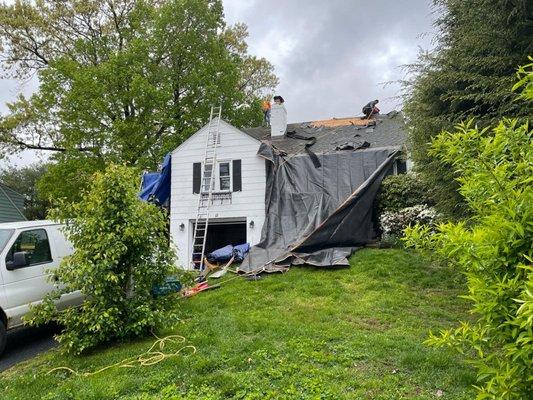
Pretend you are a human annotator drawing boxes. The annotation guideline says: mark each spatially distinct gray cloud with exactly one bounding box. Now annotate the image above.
[224,0,437,122]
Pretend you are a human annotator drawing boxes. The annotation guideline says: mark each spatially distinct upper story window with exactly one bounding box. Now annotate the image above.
[219,162,231,191]
[202,164,213,193]
[5,229,52,268]
[200,162,231,192]
[193,159,242,194]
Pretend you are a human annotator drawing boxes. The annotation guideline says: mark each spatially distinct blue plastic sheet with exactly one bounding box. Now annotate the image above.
[233,243,250,262]
[207,243,251,263]
[139,153,171,205]
[207,245,234,262]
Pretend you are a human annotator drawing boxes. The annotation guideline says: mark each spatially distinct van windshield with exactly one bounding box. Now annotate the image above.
[0,229,14,253]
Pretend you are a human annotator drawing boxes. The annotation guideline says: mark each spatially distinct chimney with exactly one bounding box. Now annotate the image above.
[270,103,287,136]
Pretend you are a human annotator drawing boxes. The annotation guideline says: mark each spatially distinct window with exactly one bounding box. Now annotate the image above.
[5,229,52,267]
[394,159,407,175]
[0,229,13,253]
[202,164,213,193]
[193,160,239,194]
[219,162,231,191]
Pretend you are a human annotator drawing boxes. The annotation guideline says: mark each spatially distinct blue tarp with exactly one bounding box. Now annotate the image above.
[207,243,251,263]
[233,243,250,262]
[139,153,171,205]
[207,245,234,262]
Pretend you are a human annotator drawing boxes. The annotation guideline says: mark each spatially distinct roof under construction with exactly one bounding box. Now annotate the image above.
[239,111,406,274]
[241,111,406,156]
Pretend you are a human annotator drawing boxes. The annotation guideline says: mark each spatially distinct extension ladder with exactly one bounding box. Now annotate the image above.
[190,105,222,271]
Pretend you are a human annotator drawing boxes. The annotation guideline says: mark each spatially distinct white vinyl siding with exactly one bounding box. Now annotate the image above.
[169,119,266,268]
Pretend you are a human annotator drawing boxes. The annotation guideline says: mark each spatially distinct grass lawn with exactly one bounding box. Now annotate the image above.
[0,249,476,399]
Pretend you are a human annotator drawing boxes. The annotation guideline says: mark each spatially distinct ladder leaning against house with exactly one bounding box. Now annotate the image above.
[190,105,222,271]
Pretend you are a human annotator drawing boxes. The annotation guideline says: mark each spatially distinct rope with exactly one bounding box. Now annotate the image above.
[46,334,196,377]
[46,274,248,377]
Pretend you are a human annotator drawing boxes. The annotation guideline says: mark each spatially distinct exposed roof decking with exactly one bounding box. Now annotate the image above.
[241,111,406,156]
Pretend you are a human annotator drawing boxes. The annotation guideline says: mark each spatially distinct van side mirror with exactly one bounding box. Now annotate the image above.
[6,252,29,270]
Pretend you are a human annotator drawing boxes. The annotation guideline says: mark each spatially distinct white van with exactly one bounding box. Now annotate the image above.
[0,220,83,354]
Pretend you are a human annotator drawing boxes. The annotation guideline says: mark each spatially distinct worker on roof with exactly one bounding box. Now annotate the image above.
[362,99,379,118]
[261,98,272,126]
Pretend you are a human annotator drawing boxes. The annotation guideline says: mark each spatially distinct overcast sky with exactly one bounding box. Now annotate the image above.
[0,0,437,168]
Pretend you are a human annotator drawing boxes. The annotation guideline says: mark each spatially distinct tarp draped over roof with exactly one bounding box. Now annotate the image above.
[139,153,171,205]
[238,146,399,274]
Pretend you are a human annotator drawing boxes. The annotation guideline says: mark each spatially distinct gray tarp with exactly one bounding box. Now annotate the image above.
[238,146,399,274]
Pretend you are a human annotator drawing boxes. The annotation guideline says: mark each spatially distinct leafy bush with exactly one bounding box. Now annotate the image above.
[26,164,179,354]
[403,107,532,398]
[377,173,432,213]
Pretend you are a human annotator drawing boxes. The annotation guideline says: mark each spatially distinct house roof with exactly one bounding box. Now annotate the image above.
[0,183,27,223]
[240,111,407,156]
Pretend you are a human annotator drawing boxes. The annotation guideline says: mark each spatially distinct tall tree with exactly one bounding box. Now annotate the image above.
[0,0,278,202]
[0,163,51,220]
[403,0,533,218]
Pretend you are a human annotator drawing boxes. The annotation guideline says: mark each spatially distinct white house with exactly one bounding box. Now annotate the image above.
[169,119,267,268]
[169,109,407,269]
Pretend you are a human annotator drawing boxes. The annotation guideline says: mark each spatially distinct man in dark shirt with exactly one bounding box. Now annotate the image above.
[362,99,380,118]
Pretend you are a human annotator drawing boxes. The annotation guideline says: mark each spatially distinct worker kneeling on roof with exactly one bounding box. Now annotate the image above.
[362,99,379,118]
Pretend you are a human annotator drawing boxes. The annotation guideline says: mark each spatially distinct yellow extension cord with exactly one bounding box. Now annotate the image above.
[47,334,197,377]
[46,274,250,377]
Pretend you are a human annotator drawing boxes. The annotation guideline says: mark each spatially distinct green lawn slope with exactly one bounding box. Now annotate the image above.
[0,249,476,399]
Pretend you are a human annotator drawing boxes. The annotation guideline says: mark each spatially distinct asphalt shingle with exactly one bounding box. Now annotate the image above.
[241,111,406,156]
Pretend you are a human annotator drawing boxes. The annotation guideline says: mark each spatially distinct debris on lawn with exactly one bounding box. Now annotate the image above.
[182,281,221,298]
[151,277,182,297]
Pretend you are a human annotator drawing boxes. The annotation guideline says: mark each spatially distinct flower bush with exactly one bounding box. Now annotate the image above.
[380,204,440,242]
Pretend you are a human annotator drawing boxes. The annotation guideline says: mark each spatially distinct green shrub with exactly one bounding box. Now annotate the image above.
[403,109,532,398]
[26,164,179,354]
[377,173,432,213]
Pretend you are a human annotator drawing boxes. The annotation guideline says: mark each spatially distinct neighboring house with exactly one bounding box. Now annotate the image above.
[0,183,26,223]
[169,110,408,269]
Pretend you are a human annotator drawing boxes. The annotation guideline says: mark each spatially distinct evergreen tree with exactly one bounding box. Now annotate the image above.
[403,0,533,217]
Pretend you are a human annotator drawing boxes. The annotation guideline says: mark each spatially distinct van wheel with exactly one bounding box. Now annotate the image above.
[0,320,6,356]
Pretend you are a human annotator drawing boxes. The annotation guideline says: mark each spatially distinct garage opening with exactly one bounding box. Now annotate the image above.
[202,220,247,254]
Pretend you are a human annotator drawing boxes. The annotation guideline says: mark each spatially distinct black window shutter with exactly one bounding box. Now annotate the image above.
[233,160,242,192]
[192,163,201,194]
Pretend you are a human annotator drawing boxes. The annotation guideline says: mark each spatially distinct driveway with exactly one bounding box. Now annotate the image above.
[0,324,59,372]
